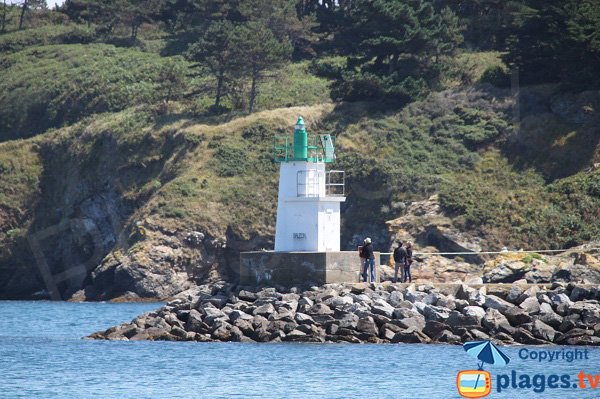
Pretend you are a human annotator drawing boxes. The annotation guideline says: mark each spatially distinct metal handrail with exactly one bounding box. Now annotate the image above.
[273,134,336,163]
[326,170,345,197]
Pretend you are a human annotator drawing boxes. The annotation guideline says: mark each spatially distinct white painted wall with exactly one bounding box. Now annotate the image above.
[274,162,345,252]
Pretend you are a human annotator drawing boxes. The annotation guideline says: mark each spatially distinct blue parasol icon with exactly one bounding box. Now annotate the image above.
[463,340,511,370]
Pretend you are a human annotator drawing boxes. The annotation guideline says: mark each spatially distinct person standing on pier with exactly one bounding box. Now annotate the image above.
[403,241,414,283]
[393,241,408,283]
[362,237,375,282]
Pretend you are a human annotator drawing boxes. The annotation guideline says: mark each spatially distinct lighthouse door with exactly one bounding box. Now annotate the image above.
[320,206,335,251]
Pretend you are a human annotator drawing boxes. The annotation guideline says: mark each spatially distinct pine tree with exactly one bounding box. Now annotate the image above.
[1,0,7,33]
[234,21,292,113]
[159,57,187,103]
[187,20,240,110]
[503,0,600,89]
[331,0,462,102]
[160,0,238,34]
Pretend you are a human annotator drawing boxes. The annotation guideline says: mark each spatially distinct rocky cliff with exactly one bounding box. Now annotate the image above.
[0,86,598,301]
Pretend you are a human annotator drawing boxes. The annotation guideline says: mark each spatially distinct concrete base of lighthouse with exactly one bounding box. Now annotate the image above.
[239,251,380,287]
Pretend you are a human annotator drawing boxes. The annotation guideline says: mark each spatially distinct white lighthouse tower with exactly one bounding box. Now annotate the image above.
[240,117,378,286]
[273,117,345,252]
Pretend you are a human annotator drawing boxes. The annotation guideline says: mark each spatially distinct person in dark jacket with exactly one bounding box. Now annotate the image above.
[362,237,375,282]
[393,241,408,283]
[403,241,414,283]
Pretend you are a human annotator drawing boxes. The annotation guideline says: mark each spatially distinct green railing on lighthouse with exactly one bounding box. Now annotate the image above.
[273,117,337,163]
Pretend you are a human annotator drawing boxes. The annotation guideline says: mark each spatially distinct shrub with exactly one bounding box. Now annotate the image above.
[308,57,346,79]
[480,65,511,88]
[0,44,192,140]
[213,146,250,177]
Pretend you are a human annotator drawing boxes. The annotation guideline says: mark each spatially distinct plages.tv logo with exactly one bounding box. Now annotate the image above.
[456,340,511,398]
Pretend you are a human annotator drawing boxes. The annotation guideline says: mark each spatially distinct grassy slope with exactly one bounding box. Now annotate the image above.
[0,26,598,296]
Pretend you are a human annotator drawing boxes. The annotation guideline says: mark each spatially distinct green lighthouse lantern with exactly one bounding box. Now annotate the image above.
[293,116,308,160]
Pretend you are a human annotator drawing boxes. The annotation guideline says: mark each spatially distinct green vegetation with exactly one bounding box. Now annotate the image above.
[503,0,600,90]
[0,44,190,140]
[0,0,599,273]
[329,0,463,103]
[439,151,600,250]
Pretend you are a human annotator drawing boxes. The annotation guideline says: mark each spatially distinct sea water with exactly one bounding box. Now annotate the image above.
[0,301,598,399]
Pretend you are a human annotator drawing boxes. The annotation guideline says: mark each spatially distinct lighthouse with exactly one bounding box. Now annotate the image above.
[239,117,379,286]
[273,117,345,252]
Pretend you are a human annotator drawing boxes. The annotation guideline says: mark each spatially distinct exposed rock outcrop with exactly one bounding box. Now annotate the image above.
[386,195,487,263]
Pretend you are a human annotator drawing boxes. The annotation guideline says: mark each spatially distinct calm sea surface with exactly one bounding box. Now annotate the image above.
[0,301,598,399]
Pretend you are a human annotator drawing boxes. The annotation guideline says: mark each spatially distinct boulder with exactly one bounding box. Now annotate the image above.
[463,306,486,321]
[295,312,316,325]
[513,328,550,345]
[457,285,486,307]
[484,295,513,313]
[559,314,581,333]
[253,303,276,318]
[391,327,431,344]
[269,308,295,323]
[283,329,307,341]
[233,319,254,335]
[334,312,359,329]
[325,296,354,309]
[186,310,209,334]
[570,286,592,302]
[523,262,554,283]
[446,311,481,329]
[394,316,426,331]
[171,326,188,340]
[565,335,600,345]
[380,329,396,342]
[212,325,233,341]
[519,297,541,315]
[252,315,270,330]
[536,303,563,329]
[356,317,378,336]
[550,293,573,308]
[454,299,470,311]
[517,286,540,304]
[436,295,457,310]
[238,290,258,302]
[372,299,395,318]
[388,291,404,307]
[229,310,253,323]
[371,314,392,327]
[423,320,447,338]
[504,306,532,326]
[537,293,552,305]
[405,291,427,303]
[470,329,490,341]
[554,264,600,284]
[483,260,529,283]
[422,305,451,322]
[229,326,245,342]
[482,308,514,335]
[506,285,525,304]
[531,319,557,342]
[434,330,462,344]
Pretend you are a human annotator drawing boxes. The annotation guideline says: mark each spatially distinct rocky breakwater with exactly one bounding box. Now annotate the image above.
[88,282,600,346]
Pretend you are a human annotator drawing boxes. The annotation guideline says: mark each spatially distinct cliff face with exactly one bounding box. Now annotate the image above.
[0,86,598,301]
[0,105,328,300]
